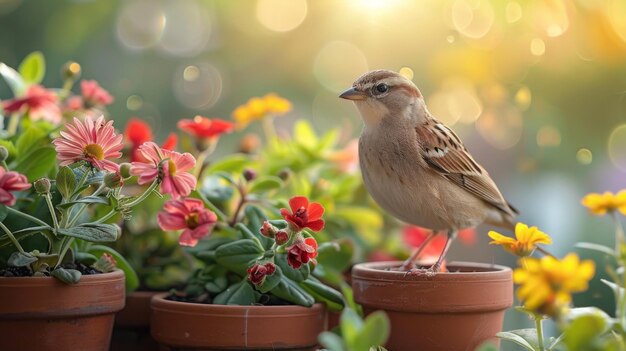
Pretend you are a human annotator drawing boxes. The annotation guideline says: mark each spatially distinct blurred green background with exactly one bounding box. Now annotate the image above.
[1,0,625,346]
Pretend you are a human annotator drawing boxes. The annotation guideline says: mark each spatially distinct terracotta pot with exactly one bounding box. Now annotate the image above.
[0,270,125,351]
[111,290,160,351]
[151,293,327,350]
[352,261,513,351]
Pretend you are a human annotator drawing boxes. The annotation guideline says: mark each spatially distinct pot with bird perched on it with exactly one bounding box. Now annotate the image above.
[340,70,517,350]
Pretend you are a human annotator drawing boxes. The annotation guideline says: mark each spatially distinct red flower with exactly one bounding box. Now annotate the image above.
[162,133,177,150]
[280,196,325,232]
[247,262,276,286]
[275,231,289,245]
[2,85,61,124]
[177,116,234,140]
[125,119,178,162]
[81,80,114,107]
[0,167,31,206]
[403,226,476,261]
[286,237,318,269]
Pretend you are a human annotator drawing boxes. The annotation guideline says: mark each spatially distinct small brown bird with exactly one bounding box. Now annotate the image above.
[340,70,518,274]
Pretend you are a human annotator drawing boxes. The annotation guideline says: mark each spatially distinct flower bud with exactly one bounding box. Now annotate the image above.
[0,146,8,162]
[247,261,276,286]
[34,178,51,194]
[259,221,278,238]
[93,253,117,273]
[119,163,132,178]
[278,168,290,181]
[275,230,289,245]
[243,168,257,182]
[61,61,81,81]
[238,133,261,154]
[104,172,123,188]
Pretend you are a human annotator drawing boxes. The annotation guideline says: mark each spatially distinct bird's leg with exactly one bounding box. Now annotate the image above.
[400,231,437,272]
[424,229,457,276]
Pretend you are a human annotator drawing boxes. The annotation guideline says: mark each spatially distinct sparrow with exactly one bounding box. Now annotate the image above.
[339,69,518,274]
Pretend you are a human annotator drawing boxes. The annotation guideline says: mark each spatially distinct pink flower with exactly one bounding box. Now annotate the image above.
[286,237,318,269]
[52,115,123,172]
[130,142,197,198]
[65,96,84,111]
[0,167,31,206]
[280,196,325,232]
[157,198,217,247]
[2,85,61,124]
[81,80,114,107]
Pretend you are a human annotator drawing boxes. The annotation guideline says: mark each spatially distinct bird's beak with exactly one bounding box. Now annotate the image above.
[339,87,367,101]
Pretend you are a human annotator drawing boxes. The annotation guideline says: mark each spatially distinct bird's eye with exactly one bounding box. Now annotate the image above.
[374,83,388,94]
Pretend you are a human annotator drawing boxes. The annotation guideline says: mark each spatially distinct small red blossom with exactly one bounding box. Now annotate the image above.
[2,85,61,124]
[280,196,325,232]
[275,230,289,245]
[125,119,178,162]
[81,80,114,107]
[286,237,318,269]
[177,116,234,140]
[247,262,276,286]
[157,198,217,247]
[162,133,178,150]
[259,221,278,238]
[0,167,31,206]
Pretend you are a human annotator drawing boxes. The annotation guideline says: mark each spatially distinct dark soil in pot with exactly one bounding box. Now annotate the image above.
[352,261,513,351]
[111,290,160,351]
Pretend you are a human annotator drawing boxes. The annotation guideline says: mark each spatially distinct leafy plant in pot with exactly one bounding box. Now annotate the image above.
[150,172,346,350]
[0,53,191,351]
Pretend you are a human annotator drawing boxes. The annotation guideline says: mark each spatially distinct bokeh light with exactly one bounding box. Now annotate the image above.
[608,124,626,171]
[172,62,223,110]
[536,126,561,147]
[427,79,482,126]
[256,0,308,32]
[313,41,369,93]
[475,103,523,149]
[450,0,495,39]
[576,148,593,165]
[116,1,166,50]
[530,38,546,56]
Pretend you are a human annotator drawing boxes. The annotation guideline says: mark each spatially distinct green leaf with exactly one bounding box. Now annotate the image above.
[249,176,283,194]
[18,51,45,84]
[317,239,354,273]
[51,267,81,285]
[601,279,624,300]
[294,120,318,149]
[566,307,613,333]
[8,251,37,267]
[213,280,257,305]
[340,308,364,347]
[205,276,228,293]
[74,252,98,265]
[57,223,120,242]
[206,154,250,174]
[0,204,7,222]
[88,245,139,292]
[271,278,315,307]
[357,311,390,351]
[0,226,53,248]
[563,310,611,351]
[474,343,498,351]
[318,331,346,351]
[496,329,540,351]
[14,146,56,182]
[299,277,345,311]
[56,166,76,200]
[575,242,615,257]
[0,62,25,95]
[0,140,17,162]
[215,239,264,275]
[275,252,310,282]
[15,126,46,160]
[56,196,110,209]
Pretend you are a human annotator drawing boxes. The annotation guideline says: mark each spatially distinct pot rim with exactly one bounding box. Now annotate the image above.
[151,292,325,317]
[352,261,512,282]
[0,269,124,287]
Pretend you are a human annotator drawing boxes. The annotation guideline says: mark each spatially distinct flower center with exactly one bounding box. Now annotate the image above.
[186,213,200,229]
[168,159,177,176]
[295,206,308,222]
[84,144,104,160]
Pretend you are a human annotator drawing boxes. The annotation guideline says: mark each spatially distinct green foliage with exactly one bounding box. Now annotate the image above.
[88,245,139,292]
[319,308,390,351]
[51,267,81,284]
[18,51,45,84]
[0,62,25,96]
[497,329,541,351]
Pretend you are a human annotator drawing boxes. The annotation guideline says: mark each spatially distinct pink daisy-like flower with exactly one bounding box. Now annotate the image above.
[130,141,197,198]
[81,80,114,107]
[2,85,61,124]
[52,115,123,172]
[0,167,31,206]
[157,198,217,247]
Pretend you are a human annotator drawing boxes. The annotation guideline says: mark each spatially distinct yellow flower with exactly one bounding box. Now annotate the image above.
[513,253,595,315]
[488,223,552,257]
[581,190,626,216]
[231,93,292,129]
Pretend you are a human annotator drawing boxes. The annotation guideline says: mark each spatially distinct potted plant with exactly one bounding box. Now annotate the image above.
[0,53,194,350]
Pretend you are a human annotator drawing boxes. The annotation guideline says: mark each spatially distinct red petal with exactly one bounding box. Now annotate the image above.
[279,208,291,220]
[403,226,431,248]
[306,202,324,221]
[288,196,308,212]
[162,133,177,150]
[125,118,153,145]
[458,228,476,245]
[306,219,325,232]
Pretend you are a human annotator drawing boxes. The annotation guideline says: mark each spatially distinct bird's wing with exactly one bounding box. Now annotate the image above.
[416,119,517,216]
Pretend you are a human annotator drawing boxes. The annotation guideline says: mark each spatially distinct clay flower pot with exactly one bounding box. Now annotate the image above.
[352,261,513,351]
[111,290,160,351]
[151,293,327,350]
[0,270,125,351]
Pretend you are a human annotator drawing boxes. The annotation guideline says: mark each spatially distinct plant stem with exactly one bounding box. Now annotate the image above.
[6,207,51,227]
[535,316,545,351]
[535,246,556,258]
[196,190,227,221]
[6,113,20,137]
[262,116,276,142]
[0,222,25,253]
[611,211,626,326]
[55,237,74,268]
[94,210,116,224]
[229,183,247,227]
[44,194,60,229]
[192,140,217,180]
[1,160,8,170]
[125,179,159,208]
[611,211,625,258]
